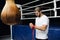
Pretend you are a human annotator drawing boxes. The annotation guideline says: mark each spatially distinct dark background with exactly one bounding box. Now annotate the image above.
[0,0,60,36]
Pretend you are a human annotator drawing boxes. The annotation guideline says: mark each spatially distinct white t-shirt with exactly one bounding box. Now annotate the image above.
[35,15,49,39]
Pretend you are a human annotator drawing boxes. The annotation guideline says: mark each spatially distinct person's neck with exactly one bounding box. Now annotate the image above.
[39,13,44,17]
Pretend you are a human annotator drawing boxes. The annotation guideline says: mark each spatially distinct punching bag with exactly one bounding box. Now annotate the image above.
[1,0,21,25]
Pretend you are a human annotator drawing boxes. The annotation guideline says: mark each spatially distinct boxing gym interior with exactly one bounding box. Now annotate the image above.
[0,0,60,40]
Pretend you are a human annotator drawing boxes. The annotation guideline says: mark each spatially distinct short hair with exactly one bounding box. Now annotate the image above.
[34,7,41,12]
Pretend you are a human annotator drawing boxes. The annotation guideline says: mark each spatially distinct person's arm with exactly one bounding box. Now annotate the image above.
[29,23,47,31]
[34,25,47,31]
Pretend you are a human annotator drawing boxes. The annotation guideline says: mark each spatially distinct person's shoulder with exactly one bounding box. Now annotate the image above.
[43,15,48,18]
[43,15,49,20]
[36,17,39,19]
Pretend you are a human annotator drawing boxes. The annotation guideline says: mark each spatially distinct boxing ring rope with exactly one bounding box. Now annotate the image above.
[22,1,60,19]
[16,0,60,19]
[56,7,60,9]
[22,8,53,15]
[22,0,39,6]
[16,1,60,20]
[56,0,60,1]
[22,1,54,10]
[22,6,60,16]
[22,0,60,10]
[22,10,34,11]
[19,16,60,20]
[22,7,60,16]
[22,12,34,15]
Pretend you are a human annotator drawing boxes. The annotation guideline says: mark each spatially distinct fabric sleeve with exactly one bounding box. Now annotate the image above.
[42,17,49,25]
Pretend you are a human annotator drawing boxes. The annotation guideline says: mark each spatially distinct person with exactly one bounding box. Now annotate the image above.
[29,7,49,40]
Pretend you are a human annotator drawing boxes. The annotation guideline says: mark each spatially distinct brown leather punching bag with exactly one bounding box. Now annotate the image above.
[1,0,21,25]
